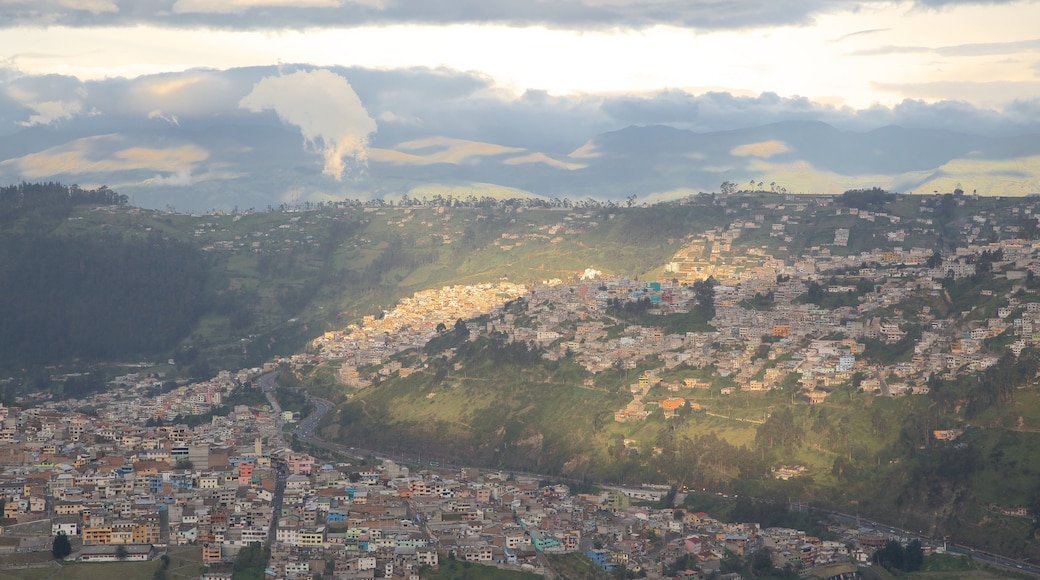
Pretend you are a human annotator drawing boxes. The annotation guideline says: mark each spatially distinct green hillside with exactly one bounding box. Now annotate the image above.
[0,183,725,389]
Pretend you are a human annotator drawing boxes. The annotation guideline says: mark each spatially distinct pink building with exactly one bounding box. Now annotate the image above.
[238,461,254,485]
[287,454,315,476]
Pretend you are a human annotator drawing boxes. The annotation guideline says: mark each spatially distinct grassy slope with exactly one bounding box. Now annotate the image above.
[0,547,202,580]
[425,558,541,579]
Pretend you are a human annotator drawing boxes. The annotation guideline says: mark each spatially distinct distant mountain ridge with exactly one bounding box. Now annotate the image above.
[1,118,1039,211]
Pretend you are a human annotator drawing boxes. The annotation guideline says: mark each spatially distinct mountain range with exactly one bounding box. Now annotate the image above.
[2,115,1040,212]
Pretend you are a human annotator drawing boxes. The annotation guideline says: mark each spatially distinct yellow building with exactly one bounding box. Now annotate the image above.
[82,526,113,545]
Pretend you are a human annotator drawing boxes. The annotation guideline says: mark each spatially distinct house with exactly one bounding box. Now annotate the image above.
[51,518,80,537]
[78,544,154,562]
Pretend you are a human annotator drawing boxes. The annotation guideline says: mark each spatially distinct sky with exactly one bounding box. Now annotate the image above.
[2,0,1039,110]
[2,0,1040,208]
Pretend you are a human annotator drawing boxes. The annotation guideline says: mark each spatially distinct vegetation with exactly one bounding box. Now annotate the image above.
[0,183,729,388]
[423,559,540,580]
[51,533,71,560]
[838,187,895,210]
[872,539,924,573]
[0,231,208,365]
[231,543,269,580]
[545,553,612,579]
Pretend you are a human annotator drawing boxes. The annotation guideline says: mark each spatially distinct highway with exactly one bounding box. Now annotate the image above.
[262,372,1040,577]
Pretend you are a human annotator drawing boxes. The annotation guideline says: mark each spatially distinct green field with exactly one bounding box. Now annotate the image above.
[0,547,202,580]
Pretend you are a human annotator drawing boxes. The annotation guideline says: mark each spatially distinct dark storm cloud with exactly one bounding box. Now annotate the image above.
[0,0,1031,31]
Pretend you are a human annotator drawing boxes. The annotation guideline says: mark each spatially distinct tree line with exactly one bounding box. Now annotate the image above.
[0,182,127,211]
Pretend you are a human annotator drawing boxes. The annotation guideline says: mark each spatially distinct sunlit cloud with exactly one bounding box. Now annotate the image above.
[239,69,376,180]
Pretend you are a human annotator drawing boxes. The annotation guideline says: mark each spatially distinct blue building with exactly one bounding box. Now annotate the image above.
[586,549,617,571]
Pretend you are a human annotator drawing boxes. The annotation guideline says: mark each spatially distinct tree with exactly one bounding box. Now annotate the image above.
[52,532,72,560]
[115,544,129,560]
[750,548,775,576]
[905,539,925,571]
[693,277,716,319]
[453,318,469,340]
[804,280,824,305]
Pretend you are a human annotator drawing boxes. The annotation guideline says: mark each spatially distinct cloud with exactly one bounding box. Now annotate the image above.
[873,80,1040,107]
[20,99,82,126]
[831,28,890,42]
[239,69,377,180]
[731,140,790,158]
[850,37,1040,57]
[1,0,1021,32]
[0,0,118,17]
[171,0,345,14]
[60,0,118,13]
[503,152,585,170]
[147,109,179,125]
[0,135,208,178]
[3,63,1040,150]
[149,168,192,186]
[370,137,523,165]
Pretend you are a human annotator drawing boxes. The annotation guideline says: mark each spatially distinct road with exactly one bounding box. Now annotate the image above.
[264,373,1040,577]
[257,372,291,548]
[267,463,287,547]
[801,503,1040,577]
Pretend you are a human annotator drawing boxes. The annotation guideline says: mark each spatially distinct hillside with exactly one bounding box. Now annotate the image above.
[302,189,1040,561]
[0,183,724,388]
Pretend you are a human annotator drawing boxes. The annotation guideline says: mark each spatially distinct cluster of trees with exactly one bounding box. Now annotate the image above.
[872,539,925,573]
[0,232,208,366]
[800,278,873,309]
[969,248,1003,283]
[231,542,270,580]
[0,182,127,212]
[720,181,790,196]
[644,431,765,489]
[607,296,655,315]
[838,187,894,210]
[966,348,1040,417]
[755,408,803,456]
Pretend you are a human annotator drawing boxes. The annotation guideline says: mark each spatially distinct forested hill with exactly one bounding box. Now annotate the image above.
[0,233,206,363]
[0,183,207,368]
